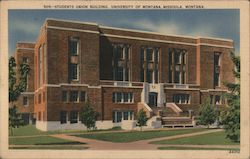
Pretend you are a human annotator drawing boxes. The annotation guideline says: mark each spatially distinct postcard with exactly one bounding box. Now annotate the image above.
[0,0,249,159]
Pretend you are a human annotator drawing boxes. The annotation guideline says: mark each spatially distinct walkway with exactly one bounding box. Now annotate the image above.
[50,129,239,150]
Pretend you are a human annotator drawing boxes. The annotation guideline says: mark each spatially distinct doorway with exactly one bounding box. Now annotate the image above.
[149,92,158,107]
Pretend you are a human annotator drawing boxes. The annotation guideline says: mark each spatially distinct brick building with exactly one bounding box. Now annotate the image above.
[14,18,234,131]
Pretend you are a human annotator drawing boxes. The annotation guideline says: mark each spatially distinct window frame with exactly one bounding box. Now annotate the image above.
[23,96,28,106]
[70,111,78,124]
[70,91,79,103]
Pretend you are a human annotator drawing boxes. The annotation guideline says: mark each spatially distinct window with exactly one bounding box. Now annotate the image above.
[60,111,67,124]
[62,91,68,102]
[146,48,154,61]
[116,92,122,103]
[173,94,190,104]
[70,91,79,102]
[43,91,45,102]
[69,37,80,82]
[112,44,130,81]
[215,95,221,105]
[70,111,78,123]
[38,46,43,86]
[214,53,221,87]
[141,47,159,83]
[38,94,41,104]
[174,52,181,64]
[80,91,86,102]
[174,71,181,84]
[116,67,124,81]
[69,38,79,55]
[23,57,28,63]
[123,112,129,120]
[23,96,28,106]
[70,64,78,80]
[169,48,187,84]
[43,44,47,83]
[112,92,134,103]
[112,111,134,123]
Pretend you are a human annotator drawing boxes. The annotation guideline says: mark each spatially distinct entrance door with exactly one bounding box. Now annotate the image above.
[149,92,158,107]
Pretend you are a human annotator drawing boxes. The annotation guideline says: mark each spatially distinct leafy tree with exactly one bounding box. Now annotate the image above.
[136,109,148,131]
[198,98,217,128]
[9,56,30,135]
[79,102,98,130]
[9,106,24,135]
[221,52,240,142]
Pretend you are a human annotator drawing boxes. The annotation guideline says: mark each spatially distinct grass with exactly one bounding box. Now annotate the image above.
[74,128,207,143]
[152,131,240,145]
[9,125,123,137]
[10,146,88,150]
[9,136,85,145]
[9,125,88,136]
[158,147,240,151]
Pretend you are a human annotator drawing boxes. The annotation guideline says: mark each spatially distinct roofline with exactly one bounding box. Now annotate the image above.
[45,18,233,43]
[16,41,35,44]
[45,18,98,26]
[100,25,233,42]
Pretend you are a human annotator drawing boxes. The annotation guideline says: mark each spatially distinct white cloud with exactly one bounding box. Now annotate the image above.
[117,19,216,38]
[11,19,41,36]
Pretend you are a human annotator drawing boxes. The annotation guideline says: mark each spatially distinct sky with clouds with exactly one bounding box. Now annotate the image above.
[9,9,239,56]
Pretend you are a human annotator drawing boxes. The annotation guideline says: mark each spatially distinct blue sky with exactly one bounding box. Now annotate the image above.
[9,9,239,56]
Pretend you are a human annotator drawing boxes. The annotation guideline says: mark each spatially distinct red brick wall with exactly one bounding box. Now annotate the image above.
[46,27,100,86]
[13,43,35,114]
[165,89,201,114]
[199,46,234,89]
[102,87,142,120]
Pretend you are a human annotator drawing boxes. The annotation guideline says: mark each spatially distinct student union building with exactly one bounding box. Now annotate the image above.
[14,19,235,131]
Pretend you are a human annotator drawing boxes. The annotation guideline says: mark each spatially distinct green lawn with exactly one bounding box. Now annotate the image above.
[9,136,85,145]
[9,125,122,137]
[10,146,88,150]
[74,128,207,143]
[152,131,240,145]
[9,125,89,136]
[158,147,240,151]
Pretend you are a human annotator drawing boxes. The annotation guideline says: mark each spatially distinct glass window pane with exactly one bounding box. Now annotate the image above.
[69,39,78,55]
[117,92,122,103]
[62,91,67,102]
[123,112,128,120]
[117,112,122,122]
[60,111,67,124]
[23,96,28,106]
[174,71,180,83]
[124,93,129,103]
[80,91,86,102]
[70,111,78,123]
[174,52,181,64]
[70,64,78,80]
[116,67,123,81]
[70,91,78,102]
[146,48,153,61]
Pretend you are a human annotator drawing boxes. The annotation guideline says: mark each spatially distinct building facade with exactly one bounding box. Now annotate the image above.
[14,18,235,131]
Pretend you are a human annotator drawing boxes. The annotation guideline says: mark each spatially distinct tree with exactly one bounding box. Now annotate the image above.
[198,98,217,128]
[79,102,98,130]
[9,56,30,135]
[9,106,25,135]
[221,52,240,142]
[136,109,148,131]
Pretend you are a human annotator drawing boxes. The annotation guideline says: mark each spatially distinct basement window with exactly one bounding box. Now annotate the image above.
[70,111,78,124]
[173,94,190,104]
[60,111,67,124]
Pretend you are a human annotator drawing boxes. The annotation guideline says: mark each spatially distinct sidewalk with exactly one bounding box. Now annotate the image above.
[51,129,236,150]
